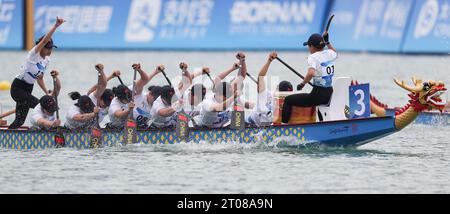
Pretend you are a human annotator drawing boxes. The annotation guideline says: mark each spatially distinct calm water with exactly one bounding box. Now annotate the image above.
[0,51,449,193]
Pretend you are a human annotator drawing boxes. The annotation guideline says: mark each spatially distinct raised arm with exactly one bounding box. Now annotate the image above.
[132,63,158,95]
[177,62,192,93]
[50,70,61,97]
[257,52,277,93]
[208,95,236,112]
[236,52,247,79]
[214,62,240,86]
[35,17,65,54]
[323,32,337,53]
[87,70,120,96]
[93,64,107,99]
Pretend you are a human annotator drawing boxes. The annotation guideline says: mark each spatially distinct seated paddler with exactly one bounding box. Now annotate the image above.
[247,52,293,126]
[30,71,61,130]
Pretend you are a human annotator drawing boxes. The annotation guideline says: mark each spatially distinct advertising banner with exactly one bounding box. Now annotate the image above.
[0,0,23,49]
[329,0,414,52]
[402,0,450,53]
[34,0,328,50]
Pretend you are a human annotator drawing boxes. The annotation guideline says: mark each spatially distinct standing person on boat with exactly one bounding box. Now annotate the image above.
[8,17,66,129]
[131,64,163,129]
[30,71,61,130]
[247,52,293,126]
[281,32,337,124]
[64,64,107,130]
[107,64,148,129]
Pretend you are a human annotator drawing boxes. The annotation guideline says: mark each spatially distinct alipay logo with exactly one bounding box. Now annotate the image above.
[125,0,162,42]
[414,0,439,38]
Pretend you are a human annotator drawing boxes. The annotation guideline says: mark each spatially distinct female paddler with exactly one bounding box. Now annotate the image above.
[281,32,338,124]
[8,17,66,129]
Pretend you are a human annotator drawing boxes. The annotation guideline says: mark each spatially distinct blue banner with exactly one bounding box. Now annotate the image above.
[0,0,23,49]
[402,0,450,53]
[349,83,370,119]
[34,0,328,50]
[329,0,414,52]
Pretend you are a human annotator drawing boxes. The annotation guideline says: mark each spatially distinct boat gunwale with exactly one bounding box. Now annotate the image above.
[0,116,395,133]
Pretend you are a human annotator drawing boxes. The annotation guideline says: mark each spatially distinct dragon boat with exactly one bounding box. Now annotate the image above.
[0,76,446,150]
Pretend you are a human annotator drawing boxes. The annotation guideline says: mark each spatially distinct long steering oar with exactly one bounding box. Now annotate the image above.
[90,70,102,148]
[123,68,138,145]
[52,75,65,148]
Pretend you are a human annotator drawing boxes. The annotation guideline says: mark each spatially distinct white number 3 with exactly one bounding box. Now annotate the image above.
[354,89,365,116]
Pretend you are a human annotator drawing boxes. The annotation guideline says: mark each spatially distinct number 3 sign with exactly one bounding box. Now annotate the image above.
[349,83,370,119]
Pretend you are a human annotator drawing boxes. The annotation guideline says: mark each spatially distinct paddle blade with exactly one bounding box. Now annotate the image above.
[123,119,137,145]
[231,107,245,130]
[176,112,190,141]
[54,130,65,148]
[89,127,102,149]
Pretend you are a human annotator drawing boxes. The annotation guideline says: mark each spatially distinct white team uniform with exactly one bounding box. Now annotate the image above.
[107,97,129,128]
[246,89,273,126]
[89,94,109,124]
[64,105,96,130]
[30,104,56,130]
[16,47,50,84]
[307,49,337,88]
[133,92,153,127]
[194,93,239,128]
[150,97,176,128]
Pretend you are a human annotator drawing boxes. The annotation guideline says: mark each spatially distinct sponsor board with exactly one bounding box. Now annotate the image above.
[34,0,327,49]
[329,0,414,52]
[402,0,450,53]
[0,0,23,49]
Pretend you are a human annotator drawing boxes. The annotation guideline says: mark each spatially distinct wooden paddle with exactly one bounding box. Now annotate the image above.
[0,108,15,119]
[117,75,125,85]
[246,72,258,84]
[52,74,65,148]
[89,69,102,149]
[203,69,215,88]
[122,68,138,145]
[231,65,245,130]
[275,57,313,87]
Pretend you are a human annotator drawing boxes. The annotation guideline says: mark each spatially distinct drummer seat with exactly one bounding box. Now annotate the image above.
[317,77,351,122]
